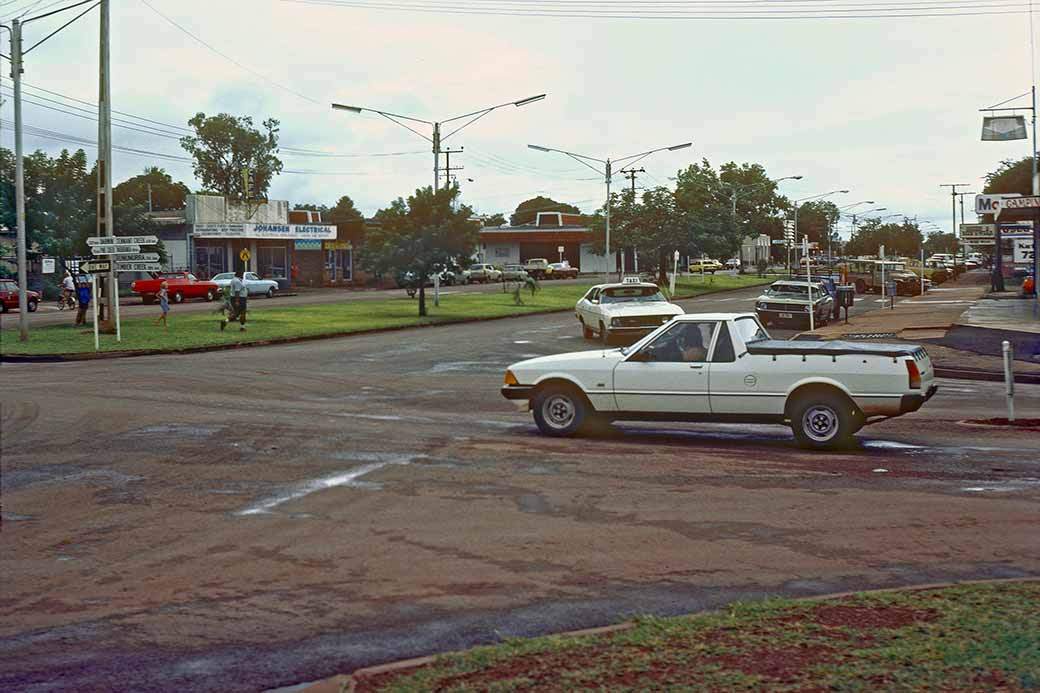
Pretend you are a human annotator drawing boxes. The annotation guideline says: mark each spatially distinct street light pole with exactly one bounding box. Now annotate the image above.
[332,93,546,191]
[528,141,692,282]
[9,20,28,342]
[790,189,849,274]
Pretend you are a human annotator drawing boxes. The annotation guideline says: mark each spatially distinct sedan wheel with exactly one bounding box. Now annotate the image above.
[27,299,38,312]
[205,290,216,302]
[266,287,275,298]
[581,319,593,339]
[532,387,586,437]
[172,291,184,304]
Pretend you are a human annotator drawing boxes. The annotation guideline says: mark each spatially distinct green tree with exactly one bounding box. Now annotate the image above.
[795,200,840,246]
[924,231,958,255]
[510,196,580,225]
[846,218,922,258]
[363,185,479,316]
[482,212,507,226]
[179,113,283,199]
[327,195,364,224]
[113,167,190,211]
[983,157,1032,194]
[718,161,789,241]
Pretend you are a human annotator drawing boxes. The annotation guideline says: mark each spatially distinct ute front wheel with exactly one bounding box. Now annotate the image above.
[532,386,587,437]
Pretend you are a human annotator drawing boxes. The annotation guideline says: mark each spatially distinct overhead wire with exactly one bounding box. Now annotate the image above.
[284,0,1037,18]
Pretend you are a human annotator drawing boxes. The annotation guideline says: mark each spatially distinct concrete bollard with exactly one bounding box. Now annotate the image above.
[1002,340,1015,422]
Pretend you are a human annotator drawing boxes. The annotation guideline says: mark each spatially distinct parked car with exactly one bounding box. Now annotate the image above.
[131,271,219,304]
[522,258,551,279]
[500,313,937,448]
[725,258,741,269]
[547,262,579,280]
[575,278,684,344]
[793,273,843,319]
[211,271,279,298]
[461,264,502,284]
[689,258,723,274]
[0,279,40,313]
[755,279,834,328]
[500,264,529,281]
[398,269,456,295]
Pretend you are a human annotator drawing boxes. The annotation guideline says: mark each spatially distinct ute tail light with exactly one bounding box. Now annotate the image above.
[906,359,921,390]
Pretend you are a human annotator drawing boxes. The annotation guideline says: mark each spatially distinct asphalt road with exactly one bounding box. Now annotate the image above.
[2,289,1036,693]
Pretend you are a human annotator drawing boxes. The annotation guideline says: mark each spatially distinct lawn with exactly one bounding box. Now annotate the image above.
[353,581,1040,692]
[0,274,771,357]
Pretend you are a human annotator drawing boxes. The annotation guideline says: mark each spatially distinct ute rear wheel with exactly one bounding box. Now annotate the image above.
[790,391,855,449]
[532,386,587,437]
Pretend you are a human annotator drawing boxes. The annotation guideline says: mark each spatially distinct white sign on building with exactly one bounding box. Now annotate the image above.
[192,223,337,240]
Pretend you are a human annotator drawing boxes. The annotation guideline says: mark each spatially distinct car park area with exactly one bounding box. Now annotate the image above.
[3,283,1038,693]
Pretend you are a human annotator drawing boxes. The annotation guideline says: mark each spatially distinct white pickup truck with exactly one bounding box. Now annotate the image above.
[501,313,937,449]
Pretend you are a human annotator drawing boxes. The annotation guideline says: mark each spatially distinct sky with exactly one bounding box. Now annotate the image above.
[0,0,1037,240]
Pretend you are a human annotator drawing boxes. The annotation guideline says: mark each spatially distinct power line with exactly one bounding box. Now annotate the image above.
[284,0,1038,18]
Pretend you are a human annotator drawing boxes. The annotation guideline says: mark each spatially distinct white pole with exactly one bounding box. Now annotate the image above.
[670,250,678,296]
[91,274,99,352]
[11,20,29,342]
[700,253,705,283]
[604,159,612,283]
[920,247,925,295]
[433,271,440,307]
[1003,340,1015,422]
[880,243,886,304]
[805,237,815,332]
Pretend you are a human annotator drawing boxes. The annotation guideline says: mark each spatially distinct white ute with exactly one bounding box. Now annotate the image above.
[501,313,937,449]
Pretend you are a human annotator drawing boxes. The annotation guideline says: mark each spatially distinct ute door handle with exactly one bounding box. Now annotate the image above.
[689,364,704,369]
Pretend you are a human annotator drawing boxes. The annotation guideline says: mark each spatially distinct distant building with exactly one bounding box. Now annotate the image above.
[741,234,772,266]
[478,211,613,272]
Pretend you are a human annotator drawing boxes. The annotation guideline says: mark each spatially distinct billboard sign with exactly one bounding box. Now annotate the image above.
[976,193,1021,215]
[981,115,1028,141]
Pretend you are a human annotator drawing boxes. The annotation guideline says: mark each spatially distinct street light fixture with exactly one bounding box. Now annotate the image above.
[722,175,802,219]
[332,94,546,190]
[527,141,693,281]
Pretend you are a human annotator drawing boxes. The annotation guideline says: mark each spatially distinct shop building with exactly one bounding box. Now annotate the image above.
[478,212,612,272]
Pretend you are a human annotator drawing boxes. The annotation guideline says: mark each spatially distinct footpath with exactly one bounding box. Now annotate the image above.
[803,271,1040,382]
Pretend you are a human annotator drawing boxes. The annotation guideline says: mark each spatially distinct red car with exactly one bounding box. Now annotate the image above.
[0,279,40,313]
[131,271,219,304]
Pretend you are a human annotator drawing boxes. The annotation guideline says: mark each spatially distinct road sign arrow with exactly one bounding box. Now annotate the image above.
[80,260,112,273]
[116,262,162,272]
[92,244,141,255]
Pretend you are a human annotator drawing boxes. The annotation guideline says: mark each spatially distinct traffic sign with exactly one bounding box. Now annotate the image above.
[80,259,112,273]
[111,252,159,263]
[239,248,251,262]
[92,244,141,255]
[87,235,158,246]
[116,262,162,273]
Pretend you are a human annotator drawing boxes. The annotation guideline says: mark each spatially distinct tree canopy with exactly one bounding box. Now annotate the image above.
[113,166,190,211]
[327,195,364,224]
[845,218,922,258]
[179,112,283,199]
[983,157,1033,195]
[510,196,581,225]
[363,185,479,316]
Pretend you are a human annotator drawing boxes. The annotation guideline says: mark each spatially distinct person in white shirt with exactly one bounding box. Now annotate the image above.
[61,271,75,303]
[221,271,248,332]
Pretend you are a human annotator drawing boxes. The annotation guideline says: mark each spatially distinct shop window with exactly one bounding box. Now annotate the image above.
[258,246,287,280]
[194,245,226,280]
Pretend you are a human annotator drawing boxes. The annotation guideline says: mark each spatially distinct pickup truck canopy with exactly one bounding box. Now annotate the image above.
[747,339,926,359]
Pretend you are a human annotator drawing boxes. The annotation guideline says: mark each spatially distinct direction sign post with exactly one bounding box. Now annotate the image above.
[92,244,141,255]
[110,252,159,263]
[116,262,162,273]
[86,235,158,246]
[80,259,112,274]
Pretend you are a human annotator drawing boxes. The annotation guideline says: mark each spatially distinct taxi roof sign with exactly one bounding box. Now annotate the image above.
[622,276,642,284]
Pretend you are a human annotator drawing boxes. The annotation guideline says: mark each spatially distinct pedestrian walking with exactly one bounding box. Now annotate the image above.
[74,274,91,326]
[221,271,248,332]
[155,281,170,328]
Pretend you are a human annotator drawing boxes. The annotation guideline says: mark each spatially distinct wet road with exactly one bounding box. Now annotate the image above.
[2,292,1037,692]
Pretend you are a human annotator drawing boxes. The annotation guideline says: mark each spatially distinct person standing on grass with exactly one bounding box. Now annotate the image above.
[155,281,170,328]
[222,271,248,332]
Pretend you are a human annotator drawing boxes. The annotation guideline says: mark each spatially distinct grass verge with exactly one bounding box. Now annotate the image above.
[353,581,1040,692]
[1,274,771,356]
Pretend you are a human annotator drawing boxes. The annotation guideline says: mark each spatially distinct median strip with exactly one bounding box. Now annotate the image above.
[1,276,772,360]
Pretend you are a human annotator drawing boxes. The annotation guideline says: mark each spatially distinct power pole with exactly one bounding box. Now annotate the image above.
[620,167,644,196]
[147,183,153,213]
[10,19,28,341]
[432,122,440,191]
[442,147,464,190]
[97,0,117,336]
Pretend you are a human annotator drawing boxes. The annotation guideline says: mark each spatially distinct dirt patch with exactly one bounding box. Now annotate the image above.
[808,603,938,629]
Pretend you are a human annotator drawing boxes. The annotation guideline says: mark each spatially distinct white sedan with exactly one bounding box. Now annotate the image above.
[575,279,684,343]
[502,312,937,448]
[211,272,279,298]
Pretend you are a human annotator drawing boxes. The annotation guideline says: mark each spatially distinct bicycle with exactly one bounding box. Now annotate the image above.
[56,292,77,310]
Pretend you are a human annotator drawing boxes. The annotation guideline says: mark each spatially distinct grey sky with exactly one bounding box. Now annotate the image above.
[2,0,1037,240]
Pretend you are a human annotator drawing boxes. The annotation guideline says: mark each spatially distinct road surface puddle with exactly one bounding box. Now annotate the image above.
[235,453,419,516]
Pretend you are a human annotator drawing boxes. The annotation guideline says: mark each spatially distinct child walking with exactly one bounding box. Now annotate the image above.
[155,281,170,328]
